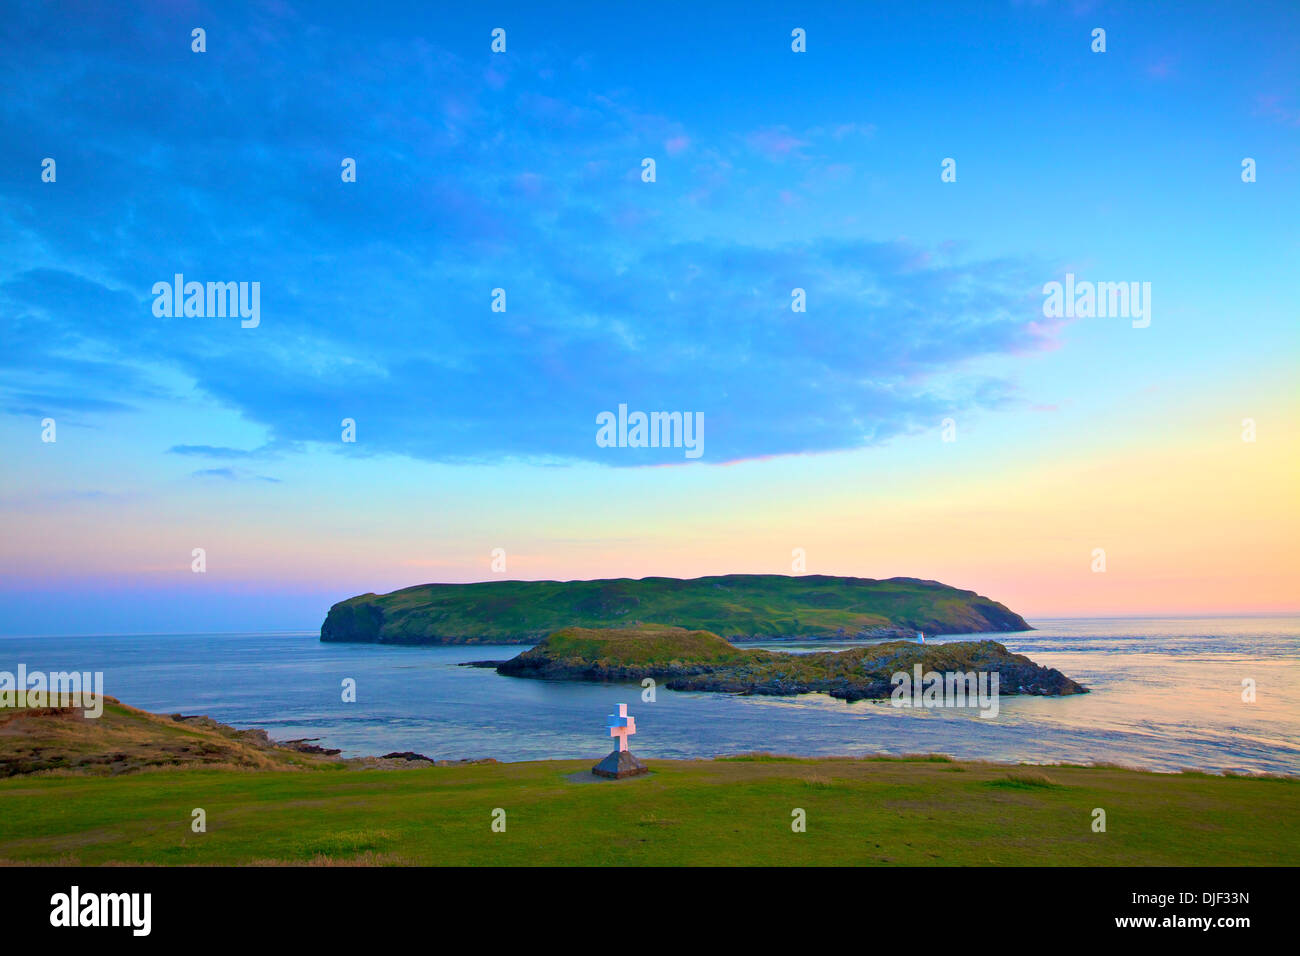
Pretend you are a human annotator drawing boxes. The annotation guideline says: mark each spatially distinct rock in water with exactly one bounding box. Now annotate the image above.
[592,748,649,779]
[500,626,1088,700]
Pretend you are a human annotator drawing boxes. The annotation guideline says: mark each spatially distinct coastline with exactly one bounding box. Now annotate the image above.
[2,710,1295,866]
[4,696,1294,780]
[3,619,1297,777]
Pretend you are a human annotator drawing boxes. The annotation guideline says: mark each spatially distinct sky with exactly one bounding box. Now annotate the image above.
[1,1,1297,634]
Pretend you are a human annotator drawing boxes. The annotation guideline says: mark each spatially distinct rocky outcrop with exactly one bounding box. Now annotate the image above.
[495,627,1087,701]
[592,749,649,779]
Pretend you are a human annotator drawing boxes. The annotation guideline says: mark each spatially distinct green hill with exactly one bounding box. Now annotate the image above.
[0,697,332,777]
[320,574,1031,645]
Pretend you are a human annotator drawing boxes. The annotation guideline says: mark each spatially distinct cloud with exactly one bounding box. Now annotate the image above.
[190,467,282,483]
[0,7,1061,467]
[664,135,690,155]
[168,444,282,460]
[1145,57,1177,79]
[1253,94,1300,127]
[746,126,809,159]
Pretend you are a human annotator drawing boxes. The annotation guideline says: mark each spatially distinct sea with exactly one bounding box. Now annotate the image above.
[2,616,1297,775]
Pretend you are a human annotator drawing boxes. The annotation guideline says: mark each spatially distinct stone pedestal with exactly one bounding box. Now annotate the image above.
[592,748,648,779]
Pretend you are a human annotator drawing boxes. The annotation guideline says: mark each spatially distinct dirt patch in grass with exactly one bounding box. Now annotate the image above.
[986,772,1065,790]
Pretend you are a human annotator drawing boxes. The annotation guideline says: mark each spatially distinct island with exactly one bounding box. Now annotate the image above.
[320,573,1031,645]
[485,625,1086,700]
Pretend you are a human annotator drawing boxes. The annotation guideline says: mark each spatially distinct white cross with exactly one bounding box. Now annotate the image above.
[607,703,636,752]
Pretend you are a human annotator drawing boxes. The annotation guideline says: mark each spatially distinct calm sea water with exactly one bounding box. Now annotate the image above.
[2,617,1297,775]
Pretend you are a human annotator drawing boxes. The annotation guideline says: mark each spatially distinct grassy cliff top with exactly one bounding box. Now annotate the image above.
[321,573,1031,645]
[534,625,753,664]
[0,698,332,777]
[524,625,1040,670]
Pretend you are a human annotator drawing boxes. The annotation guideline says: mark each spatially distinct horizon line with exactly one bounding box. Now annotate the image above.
[4,611,1300,640]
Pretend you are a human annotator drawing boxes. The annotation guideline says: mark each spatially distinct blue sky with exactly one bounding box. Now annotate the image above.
[1,1,1297,633]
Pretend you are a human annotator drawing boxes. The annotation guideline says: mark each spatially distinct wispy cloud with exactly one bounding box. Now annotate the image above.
[190,467,282,483]
[0,4,1061,467]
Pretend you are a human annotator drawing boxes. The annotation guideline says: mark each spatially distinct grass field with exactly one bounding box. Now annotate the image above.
[1,755,1295,866]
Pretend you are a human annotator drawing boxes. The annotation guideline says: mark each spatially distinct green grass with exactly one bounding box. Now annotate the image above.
[319,573,1031,644]
[535,625,751,664]
[1,757,1294,866]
